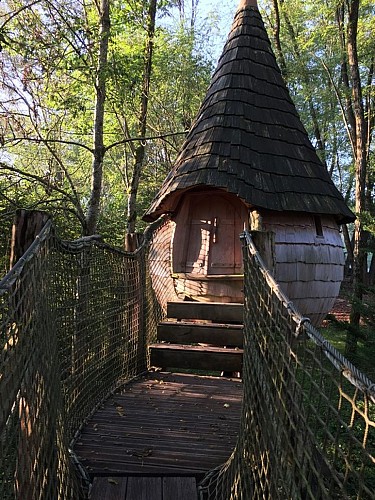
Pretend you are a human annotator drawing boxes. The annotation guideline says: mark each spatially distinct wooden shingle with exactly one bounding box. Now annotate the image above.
[144,4,354,224]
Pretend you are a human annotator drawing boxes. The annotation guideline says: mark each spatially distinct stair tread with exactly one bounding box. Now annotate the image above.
[168,300,243,305]
[157,321,243,347]
[159,321,243,329]
[167,301,243,322]
[149,343,243,353]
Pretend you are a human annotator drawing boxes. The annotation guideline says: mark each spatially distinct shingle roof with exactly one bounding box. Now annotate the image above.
[144,2,354,224]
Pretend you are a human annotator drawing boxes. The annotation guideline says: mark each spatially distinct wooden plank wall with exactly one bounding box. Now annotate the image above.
[148,219,180,310]
[263,212,345,326]
[174,275,243,303]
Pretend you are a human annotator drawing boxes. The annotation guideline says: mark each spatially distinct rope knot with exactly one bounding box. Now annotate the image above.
[295,317,310,337]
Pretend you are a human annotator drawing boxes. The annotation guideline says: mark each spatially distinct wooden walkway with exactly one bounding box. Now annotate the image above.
[75,371,243,499]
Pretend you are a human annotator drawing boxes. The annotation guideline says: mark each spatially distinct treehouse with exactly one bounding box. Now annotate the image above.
[143,0,354,326]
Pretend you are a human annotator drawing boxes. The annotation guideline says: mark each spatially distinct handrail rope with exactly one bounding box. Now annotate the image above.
[0,214,169,292]
[55,214,169,256]
[0,214,168,293]
[0,219,53,294]
[241,230,375,403]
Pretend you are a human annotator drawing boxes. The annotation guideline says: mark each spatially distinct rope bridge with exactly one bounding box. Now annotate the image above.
[0,219,374,499]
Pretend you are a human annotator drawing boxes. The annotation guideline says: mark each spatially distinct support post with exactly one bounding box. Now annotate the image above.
[249,209,275,275]
[10,209,50,267]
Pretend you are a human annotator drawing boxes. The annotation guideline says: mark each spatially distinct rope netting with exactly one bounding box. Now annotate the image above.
[1,218,374,499]
[199,231,375,499]
[0,216,170,499]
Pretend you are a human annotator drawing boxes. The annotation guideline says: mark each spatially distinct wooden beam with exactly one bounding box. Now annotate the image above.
[90,476,198,500]
[250,230,275,275]
[10,209,50,267]
[126,477,162,500]
[163,477,197,500]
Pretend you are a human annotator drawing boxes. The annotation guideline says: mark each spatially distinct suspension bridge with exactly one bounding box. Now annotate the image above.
[0,215,374,499]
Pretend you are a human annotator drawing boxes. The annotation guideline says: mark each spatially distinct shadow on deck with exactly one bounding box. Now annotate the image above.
[75,371,243,499]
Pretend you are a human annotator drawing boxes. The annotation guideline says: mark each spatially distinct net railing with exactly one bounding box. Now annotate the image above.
[199,230,375,499]
[2,218,374,499]
[0,216,170,499]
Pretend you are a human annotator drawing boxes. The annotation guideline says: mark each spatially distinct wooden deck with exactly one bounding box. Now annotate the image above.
[90,476,199,500]
[75,371,243,499]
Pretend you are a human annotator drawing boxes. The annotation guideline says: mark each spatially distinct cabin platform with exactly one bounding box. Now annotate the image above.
[75,371,243,499]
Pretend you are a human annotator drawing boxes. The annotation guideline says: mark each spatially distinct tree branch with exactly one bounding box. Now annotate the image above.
[320,58,356,157]
[105,130,188,153]
[4,136,94,153]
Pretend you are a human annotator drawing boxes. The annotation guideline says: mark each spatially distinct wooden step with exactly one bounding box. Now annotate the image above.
[157,321,243,347]
[167,301,243,323]
[149,343,243,373]
[90,476,198,500]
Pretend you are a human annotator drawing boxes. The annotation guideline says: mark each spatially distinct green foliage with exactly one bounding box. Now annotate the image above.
[260,0,374,209]
[323,319,375,381]
[0,0,214,245]
[2,0,371,256]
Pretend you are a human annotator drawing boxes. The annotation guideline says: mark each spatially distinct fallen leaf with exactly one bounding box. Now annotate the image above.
[116,405,125,417]
[108,478,118,485]
[132,448,153,459]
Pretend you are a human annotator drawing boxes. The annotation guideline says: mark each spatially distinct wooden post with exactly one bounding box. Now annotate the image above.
[249,209,275,274]
[10,209,50,267]
[137,254,148,373]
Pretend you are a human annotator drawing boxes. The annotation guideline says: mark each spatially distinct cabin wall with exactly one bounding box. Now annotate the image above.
[173,275,243,303]
[262,212,345,326]
[148,218,180,311]
[148,209,345,324]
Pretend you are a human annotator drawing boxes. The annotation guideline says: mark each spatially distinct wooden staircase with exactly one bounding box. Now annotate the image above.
[149,301,244,375]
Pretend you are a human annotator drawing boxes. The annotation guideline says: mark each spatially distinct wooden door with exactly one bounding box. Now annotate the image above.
[173,192,247,275]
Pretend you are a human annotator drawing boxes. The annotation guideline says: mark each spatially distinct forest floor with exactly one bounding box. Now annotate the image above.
[322,284,375,381]
[325,297,351,323]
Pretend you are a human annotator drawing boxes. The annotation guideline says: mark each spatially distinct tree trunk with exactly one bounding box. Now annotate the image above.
[125,0,157,248]
[270,0,287,76]
[278,0,326,162]
[346,0,367,356]
[85,0,110,235]
[368,253,375,286]
[335,4,357,145]
[342,223,354,278]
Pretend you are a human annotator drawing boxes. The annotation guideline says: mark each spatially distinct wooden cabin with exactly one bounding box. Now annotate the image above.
[144,0,354,326]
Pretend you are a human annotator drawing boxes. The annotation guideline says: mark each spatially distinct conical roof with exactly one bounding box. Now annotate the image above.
[144,0,354,224]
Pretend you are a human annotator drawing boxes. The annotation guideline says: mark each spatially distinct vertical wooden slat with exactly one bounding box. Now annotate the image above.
[126,477,162,500]
[90,477,128,500]
[163,477,198,500]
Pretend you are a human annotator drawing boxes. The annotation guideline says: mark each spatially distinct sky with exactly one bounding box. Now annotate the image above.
[199,0,235,61]
[162,0,269,64]
[158,0,236,63]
